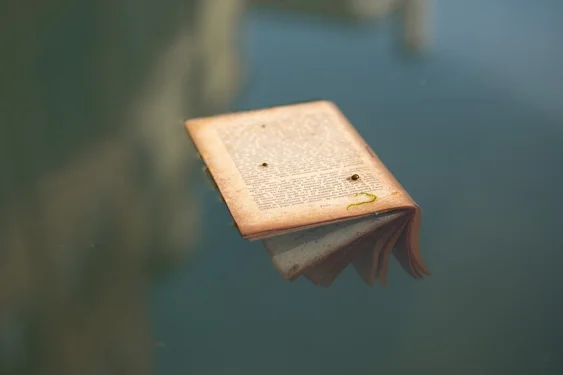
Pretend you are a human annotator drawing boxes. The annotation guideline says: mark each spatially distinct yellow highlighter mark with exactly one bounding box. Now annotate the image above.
[346,192,377,210]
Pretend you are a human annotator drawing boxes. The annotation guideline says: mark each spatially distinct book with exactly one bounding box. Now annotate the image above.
[185,100,430,288]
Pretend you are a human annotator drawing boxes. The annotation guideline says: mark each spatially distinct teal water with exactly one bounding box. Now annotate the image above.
[153,3,563,374]
[2,0,563,374]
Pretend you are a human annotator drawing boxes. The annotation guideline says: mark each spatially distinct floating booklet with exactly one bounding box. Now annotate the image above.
[185,100,430,288]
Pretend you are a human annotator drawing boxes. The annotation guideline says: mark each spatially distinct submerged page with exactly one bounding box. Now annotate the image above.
[304,232,379,288]
[263,211,405,280]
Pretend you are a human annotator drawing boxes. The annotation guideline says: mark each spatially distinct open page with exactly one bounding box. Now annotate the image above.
[185,100,418,240]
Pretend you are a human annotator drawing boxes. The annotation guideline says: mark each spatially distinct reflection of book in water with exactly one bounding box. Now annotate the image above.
[185,100,431,288]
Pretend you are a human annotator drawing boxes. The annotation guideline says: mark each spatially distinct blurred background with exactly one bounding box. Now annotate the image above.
[1,0,563,374]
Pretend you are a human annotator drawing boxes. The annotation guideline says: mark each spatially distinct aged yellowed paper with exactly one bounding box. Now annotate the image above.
[185,100,431,285]
[186,101,418,239]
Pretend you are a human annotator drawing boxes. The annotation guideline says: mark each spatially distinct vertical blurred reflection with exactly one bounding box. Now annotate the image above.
[1,0,245,374]
[251,0,432,51]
